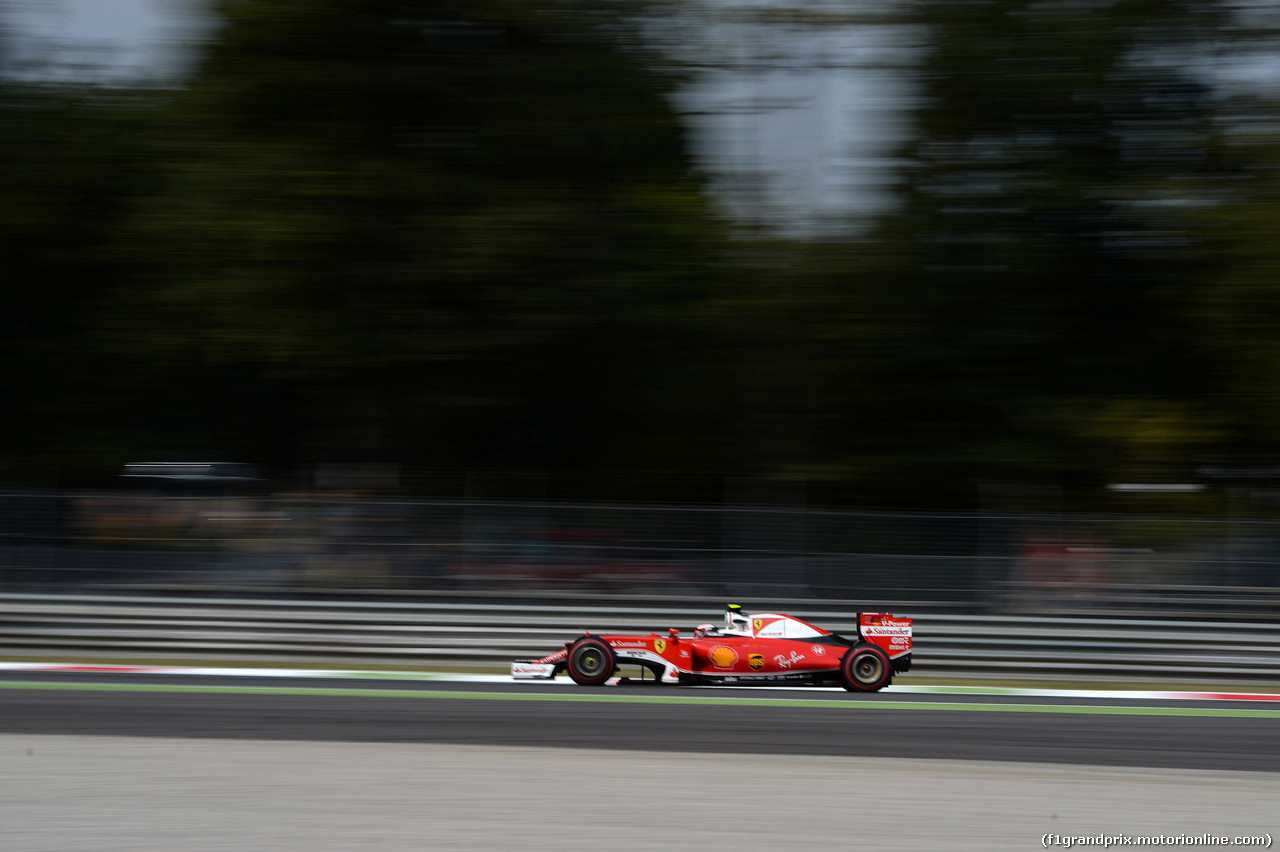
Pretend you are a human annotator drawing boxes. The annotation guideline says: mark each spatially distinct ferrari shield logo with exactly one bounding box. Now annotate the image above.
[749,653,764,671]
[654,639,666,654]
[753,618,762,631]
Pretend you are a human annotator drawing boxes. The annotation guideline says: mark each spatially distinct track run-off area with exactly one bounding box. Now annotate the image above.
[4,663,1279,851]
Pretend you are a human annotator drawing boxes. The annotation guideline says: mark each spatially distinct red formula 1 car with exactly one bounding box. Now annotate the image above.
[511,604,912,692]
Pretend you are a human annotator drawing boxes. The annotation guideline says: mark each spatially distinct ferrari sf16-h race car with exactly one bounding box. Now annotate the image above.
[512,604,912,692]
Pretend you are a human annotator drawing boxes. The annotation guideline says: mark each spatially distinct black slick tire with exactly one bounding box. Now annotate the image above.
[840,643,892,692]
[567,637,616,686]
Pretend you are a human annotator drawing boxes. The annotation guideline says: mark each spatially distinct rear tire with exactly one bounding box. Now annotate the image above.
[567,638,616,686]
[840,644,892,692]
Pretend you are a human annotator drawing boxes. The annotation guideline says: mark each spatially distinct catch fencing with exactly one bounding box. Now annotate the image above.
[5,492,1280,616]
[3,593,1280,679]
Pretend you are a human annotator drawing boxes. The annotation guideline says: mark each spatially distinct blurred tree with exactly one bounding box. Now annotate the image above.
[826,0,1233,499]
[14,0,1279,507]
[1188,93,1280,455]
[0,62,158,484]
[101,0,727,490]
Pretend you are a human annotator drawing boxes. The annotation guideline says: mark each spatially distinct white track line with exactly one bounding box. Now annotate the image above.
[3,662,1278,701]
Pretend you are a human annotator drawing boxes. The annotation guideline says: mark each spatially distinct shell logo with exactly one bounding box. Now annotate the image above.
[710,645,738,669]
[654,639,667,655]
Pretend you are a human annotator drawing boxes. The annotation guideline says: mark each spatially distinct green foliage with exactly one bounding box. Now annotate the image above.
[10,0,1280,507]
[1186,118,1280,449]
[0,85,161,480]
[89,0,727,483]
[821,0,1235,495]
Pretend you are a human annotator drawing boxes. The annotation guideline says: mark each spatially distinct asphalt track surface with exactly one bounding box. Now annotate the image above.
[4,671,1279,773]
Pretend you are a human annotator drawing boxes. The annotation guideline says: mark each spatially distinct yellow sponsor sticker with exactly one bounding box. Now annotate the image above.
[749,653,764,671]
[753,618,762,631]
[710,646,738,669]
[654,639,666,655]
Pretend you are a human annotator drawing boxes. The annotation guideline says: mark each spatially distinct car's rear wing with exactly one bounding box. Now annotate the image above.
[859,613,912,661]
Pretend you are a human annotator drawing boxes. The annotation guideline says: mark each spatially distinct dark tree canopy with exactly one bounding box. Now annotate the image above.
[7,0,1280,508]
[817,0,1235,496]
[77,0,728,490]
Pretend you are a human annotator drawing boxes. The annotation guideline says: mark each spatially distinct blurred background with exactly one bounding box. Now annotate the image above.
[4,0,1280,637]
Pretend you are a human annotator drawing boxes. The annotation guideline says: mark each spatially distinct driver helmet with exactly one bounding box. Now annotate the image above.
[694,622,719,638]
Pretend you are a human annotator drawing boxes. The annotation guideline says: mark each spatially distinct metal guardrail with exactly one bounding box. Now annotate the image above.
[4,593,1280,679]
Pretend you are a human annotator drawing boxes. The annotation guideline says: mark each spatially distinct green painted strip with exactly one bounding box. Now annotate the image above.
[3,679,1280,718]
[907,686,1024,695]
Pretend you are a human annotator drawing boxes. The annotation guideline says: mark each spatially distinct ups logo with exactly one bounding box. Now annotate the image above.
[749,654,764,671]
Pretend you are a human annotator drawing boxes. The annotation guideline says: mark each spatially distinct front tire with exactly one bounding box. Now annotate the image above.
[567,638,616,686]
[840,644,892,692]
